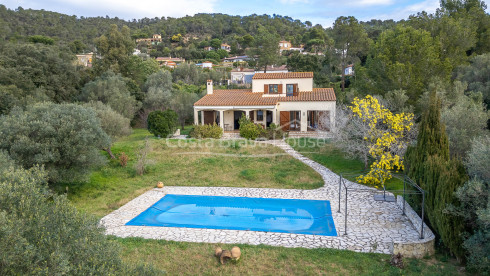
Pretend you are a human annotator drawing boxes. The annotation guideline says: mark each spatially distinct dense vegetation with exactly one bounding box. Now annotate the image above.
[0,0,489,273]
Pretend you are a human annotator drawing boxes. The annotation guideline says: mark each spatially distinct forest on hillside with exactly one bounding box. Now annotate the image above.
[0,1,489,274]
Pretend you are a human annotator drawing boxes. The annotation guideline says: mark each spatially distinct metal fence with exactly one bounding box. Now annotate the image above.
[337,173,426,239]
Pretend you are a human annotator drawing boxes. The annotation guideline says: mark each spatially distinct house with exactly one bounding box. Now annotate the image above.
[136,34,162,50]
[156,57,185,67]
[220,43,231,52]
[223,55,250,63]
[231,65,289,85]
[193,72,336,133]
[75,53,94,67]
[344,65,354,76]
[279,41,292,53]
[231,68,255,85]
[165,61,177,68]
[204,46,214,51]
[289,44,304,53]
[254,65,288,74]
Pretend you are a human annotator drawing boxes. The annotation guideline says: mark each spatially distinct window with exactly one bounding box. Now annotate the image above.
[286,84,295,96]
[268,84,278,94]
[290,111,301,131]
[257,110,264,121]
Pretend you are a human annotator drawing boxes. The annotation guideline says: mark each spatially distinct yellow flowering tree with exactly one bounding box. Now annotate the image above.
[349,95,414,186]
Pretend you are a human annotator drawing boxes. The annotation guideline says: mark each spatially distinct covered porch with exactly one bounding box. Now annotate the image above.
[194,106,277,132]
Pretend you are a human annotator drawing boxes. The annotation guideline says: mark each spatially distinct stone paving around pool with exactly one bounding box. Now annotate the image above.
[101,140,435,257]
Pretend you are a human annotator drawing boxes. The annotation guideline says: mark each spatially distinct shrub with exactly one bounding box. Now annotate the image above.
[0,154,160,275]
[0,103,110,183]
[119,152,129,167]
[134,138,151,176]
[189,123,223,139]
[147,109,178,138]
[239,116,266,140]
[264,123,287,140]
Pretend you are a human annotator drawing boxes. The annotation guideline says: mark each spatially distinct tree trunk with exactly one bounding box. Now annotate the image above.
[364,156,369,170]
[264,64,267,73]
[341,62,345,92]
[104,147,115,159]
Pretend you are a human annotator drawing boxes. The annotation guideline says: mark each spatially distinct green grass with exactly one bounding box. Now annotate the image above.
[62,131,463,275]
[113,237,464,275]
[64,129,323,217]
[286,138,405,192]
[178,125,194,136]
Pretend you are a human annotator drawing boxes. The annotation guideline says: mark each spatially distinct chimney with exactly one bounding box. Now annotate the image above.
[206,79,213,95]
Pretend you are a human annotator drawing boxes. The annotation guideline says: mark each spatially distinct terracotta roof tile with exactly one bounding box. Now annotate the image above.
[252,72,313,80]
[194,88,335,106]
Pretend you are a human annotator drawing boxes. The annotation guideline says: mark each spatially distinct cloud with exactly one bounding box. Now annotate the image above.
[365,0,439,21]
[278,0,310,4]
[352,0,394,6]
[3,0,218,19]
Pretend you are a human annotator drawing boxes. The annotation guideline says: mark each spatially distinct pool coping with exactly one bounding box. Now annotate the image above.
[100,140,435,256]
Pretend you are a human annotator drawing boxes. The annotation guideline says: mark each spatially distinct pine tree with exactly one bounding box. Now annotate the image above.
[405,91,468,261]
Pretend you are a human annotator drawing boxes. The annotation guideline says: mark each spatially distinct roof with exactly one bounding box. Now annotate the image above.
[194,88,335,106]
[231,68,255,72]
[252,72,313,80]
[279,40,290,43]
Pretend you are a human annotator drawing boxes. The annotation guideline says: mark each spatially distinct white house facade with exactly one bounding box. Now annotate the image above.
[193,72,336,133]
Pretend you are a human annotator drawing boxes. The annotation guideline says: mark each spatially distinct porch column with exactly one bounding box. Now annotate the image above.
[219,110,224,129]
[245,110,250,119]
[200,111,204,125]
[300,110,307,132]
[272,109,277,125]
[194,108,199,125]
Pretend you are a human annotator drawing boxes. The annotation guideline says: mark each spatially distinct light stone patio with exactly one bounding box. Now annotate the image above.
[101,140,434,256]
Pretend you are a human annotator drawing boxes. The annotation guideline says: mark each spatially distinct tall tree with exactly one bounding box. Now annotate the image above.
[251,26,280,72]
[405,91,468,261]
[332,16,371,91]
[94,24,134,74]
[361,26,451,103]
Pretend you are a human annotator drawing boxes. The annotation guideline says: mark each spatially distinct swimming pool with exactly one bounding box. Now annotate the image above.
[126,194,337,236]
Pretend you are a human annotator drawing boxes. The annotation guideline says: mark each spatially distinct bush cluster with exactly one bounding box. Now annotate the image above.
[147,109,178,138]
[190,123,223,139]
[0,153,160,275]
[239,117,286,140]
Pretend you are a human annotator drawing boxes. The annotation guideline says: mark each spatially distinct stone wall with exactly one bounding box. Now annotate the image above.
[393,196,435,258]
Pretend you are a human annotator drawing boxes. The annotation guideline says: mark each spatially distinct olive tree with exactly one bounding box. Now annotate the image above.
[0,103,110,183]
[0,153,159,275]
[83,101,131,159]
[79,70,141,119]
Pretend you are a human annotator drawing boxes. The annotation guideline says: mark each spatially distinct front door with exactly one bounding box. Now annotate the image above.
[280,111,290,131]
[233,111,245,130]
[266,111,273,127]
[203,111,215,125]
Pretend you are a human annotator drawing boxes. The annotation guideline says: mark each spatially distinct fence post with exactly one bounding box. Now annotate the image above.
[344,187,347,236]
[338,174,342,213]
[402,176,406,215]
[420,190,425,239]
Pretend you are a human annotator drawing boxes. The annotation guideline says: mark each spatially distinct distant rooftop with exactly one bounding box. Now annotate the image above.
[252,72,313,80]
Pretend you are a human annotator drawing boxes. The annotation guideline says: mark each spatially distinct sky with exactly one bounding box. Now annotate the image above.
[0,0,463,27]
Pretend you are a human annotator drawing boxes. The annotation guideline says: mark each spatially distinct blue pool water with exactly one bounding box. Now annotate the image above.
[126,194,337,236]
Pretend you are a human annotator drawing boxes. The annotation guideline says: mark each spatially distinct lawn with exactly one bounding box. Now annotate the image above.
[114,237,464,275]
[63,130,463,275]
[286,138,405,192]
[65,129,323,217]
